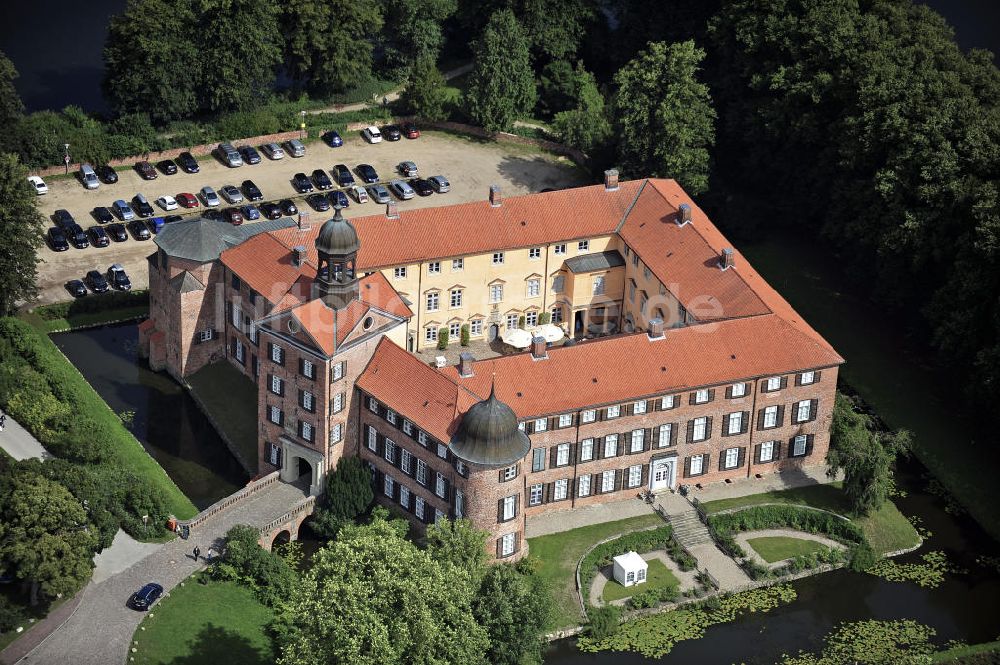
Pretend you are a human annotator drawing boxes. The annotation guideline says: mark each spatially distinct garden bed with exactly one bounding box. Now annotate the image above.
[601,558,680,604]
[746,535,827,563]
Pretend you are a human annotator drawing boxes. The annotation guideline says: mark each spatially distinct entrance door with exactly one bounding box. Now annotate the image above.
[574,310,585,335]
[650,458,676,492]
[487,324,499,341]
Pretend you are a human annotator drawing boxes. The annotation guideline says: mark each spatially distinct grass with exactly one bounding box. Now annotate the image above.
[528,513,666,630]
[701,482,920,554]
[186,361,259,470]
[746,536,826,563]
[132,576,276,665]
[601,558,679,603]
[931,640,1000,663]
[22,305,149,333]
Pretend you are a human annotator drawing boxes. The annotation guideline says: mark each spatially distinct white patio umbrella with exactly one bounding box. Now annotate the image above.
[536,323,564,343]
[501,328,533,348]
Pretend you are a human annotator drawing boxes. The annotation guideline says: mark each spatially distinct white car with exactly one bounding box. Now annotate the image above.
[28,175,48,195]
[261,143,285,160]
[362,126,383,144]
[156,195,179,211]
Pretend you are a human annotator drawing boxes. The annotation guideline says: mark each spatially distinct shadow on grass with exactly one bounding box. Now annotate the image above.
[164,623,275,665]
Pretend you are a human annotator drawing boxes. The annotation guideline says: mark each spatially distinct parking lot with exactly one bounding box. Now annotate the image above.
[32,130,588,305]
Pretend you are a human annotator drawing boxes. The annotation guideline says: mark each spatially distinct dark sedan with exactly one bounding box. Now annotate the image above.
[97,164,118,184]
[311,169,333,190]
[239,145,261,165]
[323,130,343,147]
[54,209,75,229]
[89,226,110,247]
[241,179,263,201]
[107,223,129,242]
[66,279,87,297]
[334,164,354,187]
[157,159,177,175]
[328,190,349,208]
[292,172,314,193]
[128,220,151,240]
[85,270,110,293]
[279,199,298,216]
[411,178,434,197]
[241,205,260,221]
[48,227,69,251]
[307,193,331,211]
[129,583,163,611]
[68,224,89,248]
[261,202,283,220]
[356,164,379,183]
[381,125,402,141]
[135,161,157,180]
[93,206,113,224]
[176,152,199,173]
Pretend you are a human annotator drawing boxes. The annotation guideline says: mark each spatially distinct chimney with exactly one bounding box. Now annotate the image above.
[604,169,619,191]
[292,245,307,267]
[720,247,735,270]
[458,352,475,378]
[297,212,311,230]
[385,201,399,219]
[489,184,502,207]
[647,317,665,340]
[677,203,692,226]
[530,336,547,360]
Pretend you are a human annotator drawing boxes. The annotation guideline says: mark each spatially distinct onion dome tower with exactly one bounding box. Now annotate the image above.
[450,383,531,468]
[314,206,360,308]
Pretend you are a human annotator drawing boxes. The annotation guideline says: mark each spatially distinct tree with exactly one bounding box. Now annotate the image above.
[425,519,488,575]
[0,50,24,135]
[0,474,97,605]
[515,0,595,63]
[309,456,373,538]
[282,0,383,95]
[613,40,716,194]
[0,153,45,315]
[827,393,911,516]
[102,0,201,124]
[538,59,577,117]
[472,561,553,665]
[381,0,458,70]
[466,9,537,132]
[552,62,611,154]
[274,515,489,665]
[399,56,449,121]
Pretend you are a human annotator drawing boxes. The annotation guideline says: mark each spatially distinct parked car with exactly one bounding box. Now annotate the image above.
[85,270,109,293]
[428,175,450,193]
[292,172,314,194]
[129,583,162,611]
[221,185,244,204]
[382,125,402,141]
[241,180,263,201]
[156,195,178,211]
[261,142,284,160]
[334,164,355,187]
[113,200,136,221]
[223,207,244,226]
[48,227,69,251]
[238,145,261,165]
[97,165,119,184]
[107,223,128,242]
[156,159,177,175]
[311,169,333,190]
[261,202,283,219]
[349,185,369,203]
[133,194,154,217]
[328,190,349,208]
[397,161,418,177]
[54,209,76,229]
[411,178,434,197]
[367,184,391,204]
[93,206,114,224]
[149,217,165,234]
[202,208,223,221]
[88,225,110,247]
[67,224,89,248]
[135,161,158,180]
[323,130,343,147]
[361,126,382,143]
[285,138,306,157]
[66,279,87,298]
[241,204,260,221]
[80,163,100,189]
[217,142,243,167]
[128,220,151,240]
[163,215,183,224]
[200,186,221,207]
[176,152,199,173]
[279,199,298,216]
[389,179,415,200]
[108,264,132,291]
[28,175,48,195]
[307,193,331,211]
[176,192,199,208]
[402,122,420,139]
[356,164,379,183]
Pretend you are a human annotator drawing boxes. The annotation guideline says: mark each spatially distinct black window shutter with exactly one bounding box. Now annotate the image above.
[278,410,284,426]
[777,405,785,427]
[497,499,503,522]
[686,420,695,443]
[814,370,823,383]
[702,453,710,474]
[780,376,789,389]
[497,469,504,483]
[550,445,558,468]
[742,411,750,434]
[725,385,733,399]
[708,388,716,402]
[757,408,766,430]
[267,373,273,392]
[279,379,285,397]
[738,447,746,468]
[810,399,819,422]
[753,443,761,464]
[806,435,815,457]
[614,468,623,491]
[624,403,633,417]
[795,373,802,387]
[569,443,577,465]
[670,425,678,446]
[705,416,713,439]
[496,538,502,558]
[774,441,782,460]
[689,392,696,406]
[683,456,692,478]
[722,414,731,436]
[544,483,552,503]
[268,342,273,360]
[549,416,558,430]
[640,463,649,487]
[718,453,725,471]
[652,426,660,446]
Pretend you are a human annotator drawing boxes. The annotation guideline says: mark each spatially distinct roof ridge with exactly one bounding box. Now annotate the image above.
[614,178,649,234]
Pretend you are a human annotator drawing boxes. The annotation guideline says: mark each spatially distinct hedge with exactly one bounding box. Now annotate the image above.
[33,290,149,321]
[579,526,673,607]
[707,505,866,560]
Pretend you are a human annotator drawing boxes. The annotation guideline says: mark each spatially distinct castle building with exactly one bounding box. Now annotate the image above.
[140,175,842,561]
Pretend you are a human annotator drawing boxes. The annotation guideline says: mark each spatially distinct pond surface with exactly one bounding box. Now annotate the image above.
[52,321,249,509]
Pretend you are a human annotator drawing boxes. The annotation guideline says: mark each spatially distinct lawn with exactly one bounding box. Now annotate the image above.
[602,558,679,603]
[22,305,150,333]
[528,513,666,630]
[701,482,920,554]
[186,361,259,472]
[746,536,826,563]
[132,577,276,665]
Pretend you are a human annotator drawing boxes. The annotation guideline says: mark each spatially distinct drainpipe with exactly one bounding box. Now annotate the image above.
[747,377,759,479]
[415,262,423,352]
[569,414,582,509]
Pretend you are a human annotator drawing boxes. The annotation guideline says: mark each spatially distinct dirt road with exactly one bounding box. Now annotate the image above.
[33,131,588,306]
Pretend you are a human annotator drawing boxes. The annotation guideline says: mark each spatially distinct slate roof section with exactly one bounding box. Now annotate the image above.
[564,250,625,274]
[155,217,297,263]
[170,271,205,293]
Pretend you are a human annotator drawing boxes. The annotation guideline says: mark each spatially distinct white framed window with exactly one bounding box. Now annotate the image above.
[527,278,540,297]
[658,423,672,448]
[428,261,441,274]
[402,420,413,435]
[534,418,547,432]
[793,435,808,456]
[627,464,642,488]
[760,440,775,462]
[640,293,648,313]
[455,490,464,518]
[551,305,563,324]
[426,291,439,311]
[301,358,314,378]
[643,266,651,280]
[234,339,244,362]
[437,443,448,459]
[248,324,258,344]
[690,454,704,475]
[634,400,648,414]
[301,421,313,441]
[731,383,747,398]
[529,484,543,506]
[449,322,461,338]
[558,414,573,428]
[400,449,412,474]
[724,447,740,469]
[368,396,379,412]
[386,409,397,425]
[435,472,446,498]
[269,405,281,424]
[502,495,516,520]
[394,267,407,279]
[503,464,518,481]
[231,303,242,329]
[601,470,615,493]
[330,423,343,445]
[456,460,467,475]
[328,391,342,415]
[490,284,504,303]
[581,409,596,423]
[554,243,567,255]
[270,375,282,395]
[384,474,394,497]
[425,326,438,343]
[580,438,594,461]
[661,395,676,409]
[415,496,425,519]
[692,416,708,442]
[270,344,283,363]
[416,459,427,485]
[418,431,428,446]
[452,258,464,271]
[800,371,816,385]
[766,376,782,391]
[500,533,515,557]
[384,439,395,463]
[506,313,519,329]
[694,389,710,404]
[603,434,618,458]
[606,405,621,419]
[525,311,537,327]
[470,319,483,336]
[578,240,589,251]
[592,275,606,295]
[795,400,812,423]
[302,391,314,411]
[529,247,541,259]
[553,479,568,500]
[556,443,570,466]
[727,412,743,435]
[578,475,592,496]
[367,425,377,451]
[763,406,778,428]
[332,361,345,381]
[399,485,410,508]
[449,289,463,308]
[492,251,505,265]
[630,429,645,452]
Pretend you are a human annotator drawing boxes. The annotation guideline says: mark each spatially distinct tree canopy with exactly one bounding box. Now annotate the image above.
[309,456,374,539]
[552,62,611,154]
[400,56,450,121]
[0,50,24,138]
[466,9,537,132]
[0,153,45,315]
[472,561,553,665]
[381,0,458,70]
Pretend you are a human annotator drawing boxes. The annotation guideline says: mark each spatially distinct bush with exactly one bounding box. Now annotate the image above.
[588,605,621,639]
[0,596,25,632]
[848,542,879,572]
[32,290,149,321]
[210,525,296,607]
[518,315,526,329]
[310,457,374,539]
[708,505,865,548]
[628,585,680,609]
[665,537,697,571]
[437,327,449,349]
[579,526,673,605]
[538,312,551,325]
[460,324,470,346]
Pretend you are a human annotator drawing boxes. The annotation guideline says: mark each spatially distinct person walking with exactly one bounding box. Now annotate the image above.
[206,547,215,563]
[0,413,6,431]
[193,545,201,561]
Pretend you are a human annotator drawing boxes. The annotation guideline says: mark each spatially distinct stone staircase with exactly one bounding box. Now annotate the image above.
[658,498,714,547]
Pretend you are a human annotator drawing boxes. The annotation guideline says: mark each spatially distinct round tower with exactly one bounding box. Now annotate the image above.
[314,206,360,309]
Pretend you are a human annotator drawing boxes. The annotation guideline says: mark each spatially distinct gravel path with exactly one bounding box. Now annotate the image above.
[589,549,700,607]
[735,528,845,569]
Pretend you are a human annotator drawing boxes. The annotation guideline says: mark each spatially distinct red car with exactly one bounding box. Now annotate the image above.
[223,207,244,226]
[403,123,420,139]
[135,161,158,180]
[176,192,199,208]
